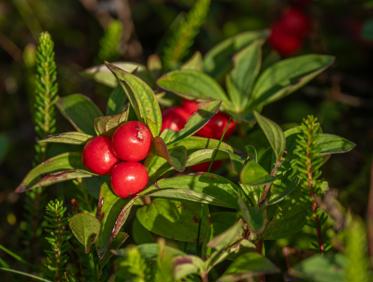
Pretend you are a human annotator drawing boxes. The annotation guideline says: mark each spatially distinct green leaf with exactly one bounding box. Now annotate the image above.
[15,152,83,193]
[136,199,209,242]
[209,212,239,238]
[263,183,310,240]
[204,30,268,79]
[111,197,138,240]
[251,55,334,108]
[316,134,355,155]
[39,131,92,145]
[106,63,162,137]
[27,169,94,190]
[94,108,129,135]
[186,148,241,168]
[181,52,203,71]
[238,198,266,233]
[84,62,148,88]
[145,136,234,180]
[291,254,345,282]
[240,160,274,185]
[95,181,128,258]
[169,136,234,152]
[157,70,229,106]
[227,40,263,111]
[106,87,127,115]
[220,252,279,281]
[166,100,221,144]
[132,217,155,244]
[254,111,285,159]
[152,136,187,172]
[146,173,240,209]
[207,220,244,251]
[56,94,103,135]
[69,212,101,253]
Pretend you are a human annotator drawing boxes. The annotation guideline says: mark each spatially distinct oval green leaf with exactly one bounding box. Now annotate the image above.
[39,131,92,145]
[240,160,274,186]
[204,30,268,79]
[136,199,209,242]
[147,173,240,209]
[57,94,103,135]
[84,62,148,87]
[251,55,334,108]
[69,212,101,253]
[15,152,83,193]
[157,70,229,106]
[315,133,355,155]
[254,111,285,159]
[106,63,162,137]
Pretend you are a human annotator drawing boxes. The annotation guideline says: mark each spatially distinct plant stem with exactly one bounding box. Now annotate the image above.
[258,155,284,207]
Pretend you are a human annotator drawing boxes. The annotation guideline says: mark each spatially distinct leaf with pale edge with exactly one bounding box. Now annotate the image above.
[254,111,285,159]
[106,63,162,137]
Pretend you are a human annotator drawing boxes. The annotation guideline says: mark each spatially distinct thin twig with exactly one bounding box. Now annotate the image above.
[258,155,284,207]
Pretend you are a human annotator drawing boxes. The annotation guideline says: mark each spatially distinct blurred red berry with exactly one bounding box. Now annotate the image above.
[191,160,223,172]
[197,112,236,140]
[82,136,118,175]
[112,121,152,161]
[269,22,302,56]
[161,107,191,132]
[111,162,149,198]
[181,99,199,114]
[280,7,311,38]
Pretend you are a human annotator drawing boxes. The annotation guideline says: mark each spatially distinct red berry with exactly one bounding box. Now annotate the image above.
[111,162,149,198]
[191,161,223,172]
[269,22,302,56]
[112,121,152,161]
[280,8,311,38]
[82,136,118,175]
[197,112,236,140]
[181,99,199,114]
[161,107,191,132]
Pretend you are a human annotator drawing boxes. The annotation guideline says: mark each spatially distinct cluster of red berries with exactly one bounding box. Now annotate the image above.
[162,99,236,171]
[269,6,311,56]
[82,100,236,198]
[82,121,152,199]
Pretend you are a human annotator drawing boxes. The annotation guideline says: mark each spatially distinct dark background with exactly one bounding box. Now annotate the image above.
[0,0,372,256]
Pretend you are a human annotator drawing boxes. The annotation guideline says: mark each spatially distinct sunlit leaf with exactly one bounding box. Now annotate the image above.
[106,63,162,137]
[39,131,92,145]
[254,111,285,159]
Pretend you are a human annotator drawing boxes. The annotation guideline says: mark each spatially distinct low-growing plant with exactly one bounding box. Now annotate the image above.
[2,13,371,281]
